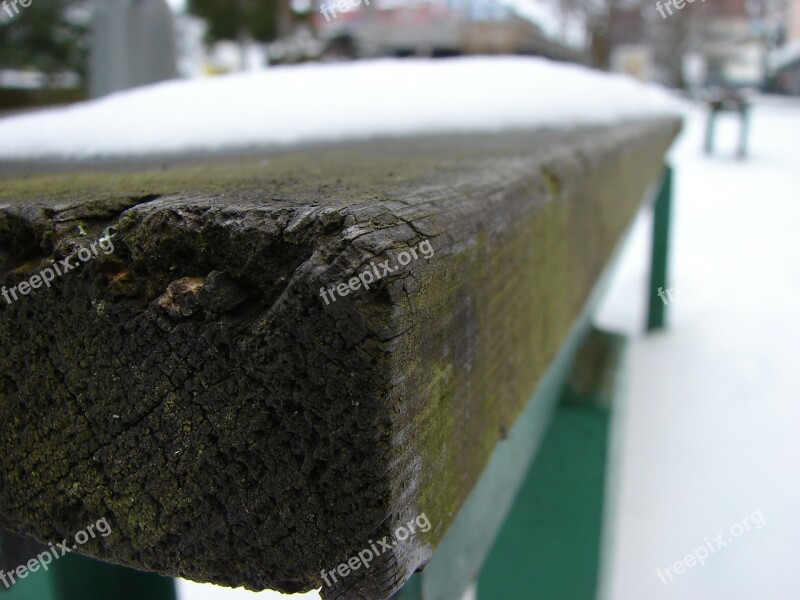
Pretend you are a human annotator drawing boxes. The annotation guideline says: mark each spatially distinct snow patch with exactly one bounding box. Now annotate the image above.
[0,57,681,160]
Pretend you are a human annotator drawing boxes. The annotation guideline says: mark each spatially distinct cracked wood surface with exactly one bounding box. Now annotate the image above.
[0,121,680,599]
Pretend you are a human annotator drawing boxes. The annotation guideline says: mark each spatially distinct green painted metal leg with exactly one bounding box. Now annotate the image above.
[392,572,422,600]
[478,406,610,599]
[477,329,626,600]
[51,553,176,600]
[704,109,717,155]
[646,166,673,332]
[737,108,750,159]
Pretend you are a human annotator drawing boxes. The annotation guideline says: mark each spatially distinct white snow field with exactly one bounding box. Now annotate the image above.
[0,57,680,160]
[597,97,800,600]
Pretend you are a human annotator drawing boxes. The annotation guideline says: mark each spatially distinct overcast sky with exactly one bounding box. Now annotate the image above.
[165,0,185,12]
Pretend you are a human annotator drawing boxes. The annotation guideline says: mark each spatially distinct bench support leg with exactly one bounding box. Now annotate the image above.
[647,166,673,332]
[477,328,626,600]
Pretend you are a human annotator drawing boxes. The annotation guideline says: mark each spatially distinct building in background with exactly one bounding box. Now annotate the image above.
[768,0,800,94]
[608,6,653,82]
[90,0,178,97]
[174,13,207,78]
[792,0,800,40]
[698,0,763,86]
[312,0,582,62]
[610,0,777,90]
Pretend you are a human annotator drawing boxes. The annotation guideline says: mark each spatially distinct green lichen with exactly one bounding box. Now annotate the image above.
[540,165,563,200]
[393,130,673,554]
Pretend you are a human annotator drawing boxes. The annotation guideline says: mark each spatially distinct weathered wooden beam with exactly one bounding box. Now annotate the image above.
[0,121,679,599]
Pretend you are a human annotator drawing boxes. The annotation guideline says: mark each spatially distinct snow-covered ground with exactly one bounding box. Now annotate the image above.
[177,583,318,600]
[177,99,800,600]
[597,97,800,600]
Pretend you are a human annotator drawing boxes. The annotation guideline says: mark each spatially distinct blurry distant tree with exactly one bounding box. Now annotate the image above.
[554,0,646,69]
[576,0,645,70]
[648,0,695,87]
[186,0,295,45]
[0,0,90,84]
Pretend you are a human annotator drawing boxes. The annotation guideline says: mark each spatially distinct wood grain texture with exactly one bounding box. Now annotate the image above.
[0,121,680,599]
